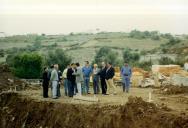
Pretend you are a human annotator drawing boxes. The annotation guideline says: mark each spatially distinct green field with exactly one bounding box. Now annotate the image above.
[0,31,187,64]
[81,38,167,50]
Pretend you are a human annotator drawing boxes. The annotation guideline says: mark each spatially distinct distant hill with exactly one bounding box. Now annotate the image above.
[0,31,187,63]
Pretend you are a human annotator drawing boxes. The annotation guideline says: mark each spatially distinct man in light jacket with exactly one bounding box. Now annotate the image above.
[73,63,83,96]
[50,64,59,99]
[62,65,70,96]
[92,64,100,94]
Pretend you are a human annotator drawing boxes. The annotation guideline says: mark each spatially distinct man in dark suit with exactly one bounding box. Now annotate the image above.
[105,62,117,95]
[67,63,76,97]
[98,62,107,95]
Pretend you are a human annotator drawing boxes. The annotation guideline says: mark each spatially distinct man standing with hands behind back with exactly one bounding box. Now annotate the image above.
[121,61,132,93]
[50,64,59,99]
[82,61,92,94]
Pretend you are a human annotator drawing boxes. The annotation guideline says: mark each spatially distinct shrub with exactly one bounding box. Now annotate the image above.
[140,50,147,55]
[137,61,152,71]
[167,37,181,45]
[93,47,120,66]
[123,48,140,63]
[45,49,72,71]
[12,53,43,78]
[151,35,160,40]
[161,48,168,54]
[174,56,187,67]
[129,30,160,40]
[159,57,175,65]
[0,49,4,57]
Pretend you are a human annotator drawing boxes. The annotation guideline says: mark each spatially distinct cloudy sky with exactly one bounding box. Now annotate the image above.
[0,0,188,35]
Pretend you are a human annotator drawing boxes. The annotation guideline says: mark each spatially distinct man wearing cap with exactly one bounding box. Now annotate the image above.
[121,62,132,93]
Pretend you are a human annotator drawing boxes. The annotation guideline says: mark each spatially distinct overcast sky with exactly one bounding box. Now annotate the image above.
[0,0,188,35]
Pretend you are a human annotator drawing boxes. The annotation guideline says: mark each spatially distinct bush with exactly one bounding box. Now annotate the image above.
[123,48,140,63]
[12,53,43,79]
[129,30,160,40]
[161,48,168,54]
[129,30,146,39]
[159,57,175,65]
[174,56,187,67]
[137,61,152,71]
[151,35,160,40]
[161,33,173,39]
[168,37,181,45]
[0,49,4,57]
[45,49,72,71]
[93,47,120,66]
[140,50,147,55]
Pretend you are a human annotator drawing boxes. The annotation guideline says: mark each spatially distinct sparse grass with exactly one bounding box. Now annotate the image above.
[81,38,167,50]
[0,42,29,49]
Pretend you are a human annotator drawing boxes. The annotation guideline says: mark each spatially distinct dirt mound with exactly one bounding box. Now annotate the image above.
[0,64,25,92]
[0,64,10,73]
[1,92,188,128]
[133,67,150,78]
[157,85,188,95]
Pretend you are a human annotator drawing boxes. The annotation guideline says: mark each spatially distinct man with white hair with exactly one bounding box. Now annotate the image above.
[92,64,100,94]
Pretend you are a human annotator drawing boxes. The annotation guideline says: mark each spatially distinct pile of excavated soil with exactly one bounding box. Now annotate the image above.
[0,64,24,92]
[132,67,150,78]
[157,85,188,95]
[158,66,188,77]
[0,92,188,128]
[0,64,35,92]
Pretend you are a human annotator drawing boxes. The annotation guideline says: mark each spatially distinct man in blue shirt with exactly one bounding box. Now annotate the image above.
[121,62,132,93]
[82,61,92,94]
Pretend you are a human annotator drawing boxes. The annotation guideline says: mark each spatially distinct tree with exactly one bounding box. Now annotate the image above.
[93,47,120,66]
[12,53,43,78]
[137,61,152,71]
[159,57,174,65]
[123,48,140,63]
[45,49,72,71]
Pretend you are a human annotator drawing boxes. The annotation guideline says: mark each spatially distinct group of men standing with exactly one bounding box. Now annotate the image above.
[42,64,62,99]
[42,61,132,99]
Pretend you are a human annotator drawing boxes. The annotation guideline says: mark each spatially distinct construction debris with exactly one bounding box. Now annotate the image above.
[171,74,188,86]
[157,85,188,95]
[140,78,155,88]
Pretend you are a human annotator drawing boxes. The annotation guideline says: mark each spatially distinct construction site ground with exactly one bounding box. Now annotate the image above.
[18,86,188,113]
[1,65,188,128]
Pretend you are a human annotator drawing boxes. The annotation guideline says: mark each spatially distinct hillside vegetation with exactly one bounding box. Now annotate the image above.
[0,30,188,67]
